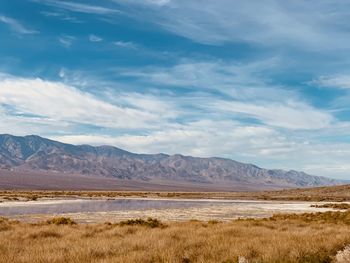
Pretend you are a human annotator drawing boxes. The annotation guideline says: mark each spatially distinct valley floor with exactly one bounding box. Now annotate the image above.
[1,182,350,203]
[1,187,350,262]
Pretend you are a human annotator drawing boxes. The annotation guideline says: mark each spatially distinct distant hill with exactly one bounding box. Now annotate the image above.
[0,134,343,190]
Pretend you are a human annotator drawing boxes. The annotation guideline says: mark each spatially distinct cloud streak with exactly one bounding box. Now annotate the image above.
[89,34,103,42]
[0,15,38,34]
[58,35,75,47]
[113,0,350,50]
[312,75,350,90]
[211,100,333,130]
[114,41,137,49]
[35,0,120,15]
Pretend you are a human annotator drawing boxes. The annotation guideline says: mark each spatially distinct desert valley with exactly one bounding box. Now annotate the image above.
[1,0,350,262]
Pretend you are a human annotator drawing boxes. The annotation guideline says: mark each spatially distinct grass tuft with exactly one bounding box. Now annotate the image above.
[119,217,165,228]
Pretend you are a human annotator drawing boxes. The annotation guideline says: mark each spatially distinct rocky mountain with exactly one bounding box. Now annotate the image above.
[0,134,342,189]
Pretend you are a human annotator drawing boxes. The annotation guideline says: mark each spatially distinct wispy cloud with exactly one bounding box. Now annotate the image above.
[117,59,334,131]
[210,100,333,130]
[116,0,171,6]
[113,0,350,50]
[0,76,167,130]
[312,75,350,90]
[0,15,38,34]
[51,120,282,157]
[119,59,283,96]
[113,41,137,49]
[89,34,103,42]
[58,35,75,47]
[40,11,82,23]
[35,0,120,15]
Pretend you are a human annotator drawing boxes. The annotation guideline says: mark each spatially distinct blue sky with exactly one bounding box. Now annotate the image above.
[1,0,350,179]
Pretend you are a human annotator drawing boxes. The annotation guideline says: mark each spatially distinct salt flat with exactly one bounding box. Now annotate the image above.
[0,198,337,223]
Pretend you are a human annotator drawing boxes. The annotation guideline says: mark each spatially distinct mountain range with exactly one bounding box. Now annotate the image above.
[0,134,343,190]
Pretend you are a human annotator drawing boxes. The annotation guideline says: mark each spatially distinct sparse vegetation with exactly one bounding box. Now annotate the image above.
[0,212,350,262]
[311,203,350,210]
[1,184,350,202]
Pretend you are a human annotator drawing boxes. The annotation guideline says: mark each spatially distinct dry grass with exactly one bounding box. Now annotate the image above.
[1,212,350,263]
[1,184,350,202]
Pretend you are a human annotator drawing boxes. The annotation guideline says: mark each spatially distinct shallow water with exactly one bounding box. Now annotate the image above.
[0,198,333,222]
[0,199,228,216]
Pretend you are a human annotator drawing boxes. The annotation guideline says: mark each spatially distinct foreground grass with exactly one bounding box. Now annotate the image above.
[1,212,350,263]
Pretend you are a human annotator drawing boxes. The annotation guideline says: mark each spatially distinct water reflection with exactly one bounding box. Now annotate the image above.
[0,199,237,216]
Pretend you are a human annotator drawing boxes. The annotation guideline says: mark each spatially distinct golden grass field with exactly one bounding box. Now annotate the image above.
[1,210,350,263]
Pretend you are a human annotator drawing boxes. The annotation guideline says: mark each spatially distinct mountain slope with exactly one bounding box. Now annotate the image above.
[0,134,342,189]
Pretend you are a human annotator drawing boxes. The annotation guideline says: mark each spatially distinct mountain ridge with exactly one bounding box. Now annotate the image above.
[0,134,343,189]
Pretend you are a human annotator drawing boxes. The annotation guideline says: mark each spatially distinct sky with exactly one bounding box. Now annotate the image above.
[1,0,350,179]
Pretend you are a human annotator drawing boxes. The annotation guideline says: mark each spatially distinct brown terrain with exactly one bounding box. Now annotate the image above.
[1,183,350,202]
[0,169,290,192]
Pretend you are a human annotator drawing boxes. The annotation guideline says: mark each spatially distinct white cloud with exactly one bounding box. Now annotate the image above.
[113,41,137,49]
[58,35,75,47]
[50,120,287,157]
[118,0,171,6]
[113,92,179,119]
[211,100,333,130]
[119,59,290,99]
[119,60,333,130]
[35,0,120,15]
[40,11,82,23]
[113,0,350,50]
[0,15,38,34]
[89,34,103,42]
[58,68,65,78]
[0,76,167,129]
[146,0,171,6]
[312,75,350,90]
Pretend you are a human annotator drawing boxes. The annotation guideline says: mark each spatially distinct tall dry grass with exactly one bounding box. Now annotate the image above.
[0,212,350,263]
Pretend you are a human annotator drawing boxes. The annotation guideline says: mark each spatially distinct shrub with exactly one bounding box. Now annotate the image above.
[46,217,76,225]
[119,218,164,228]
[28,195,38,201]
